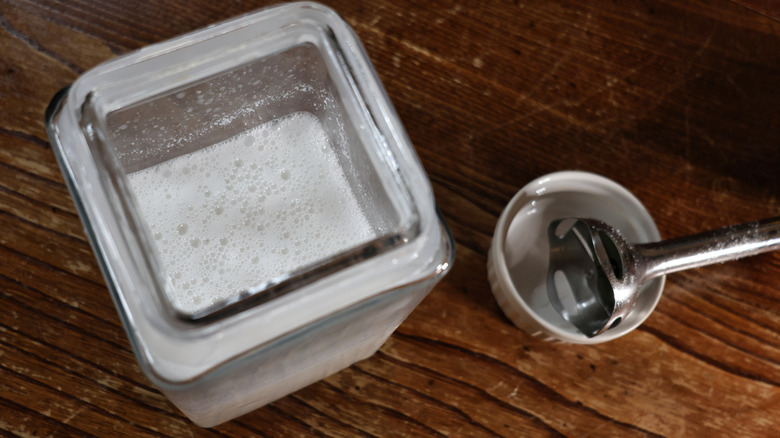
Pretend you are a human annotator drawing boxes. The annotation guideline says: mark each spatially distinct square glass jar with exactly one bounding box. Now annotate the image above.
[46,2,453,427]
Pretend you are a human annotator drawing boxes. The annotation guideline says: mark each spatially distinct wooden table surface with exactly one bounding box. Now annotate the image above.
[2,0,779,436]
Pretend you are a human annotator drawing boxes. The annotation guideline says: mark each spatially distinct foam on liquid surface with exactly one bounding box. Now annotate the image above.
[128,112,377,314]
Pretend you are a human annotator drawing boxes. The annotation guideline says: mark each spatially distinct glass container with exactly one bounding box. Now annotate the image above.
[45,2,453,426]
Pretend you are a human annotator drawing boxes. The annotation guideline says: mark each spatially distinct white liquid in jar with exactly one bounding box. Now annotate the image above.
[128,112,377,314]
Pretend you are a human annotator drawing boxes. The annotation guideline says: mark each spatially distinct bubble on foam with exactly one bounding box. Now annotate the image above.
[128,112,376,314]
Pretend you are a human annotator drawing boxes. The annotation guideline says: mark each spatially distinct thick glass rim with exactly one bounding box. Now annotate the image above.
[46,2,436,329]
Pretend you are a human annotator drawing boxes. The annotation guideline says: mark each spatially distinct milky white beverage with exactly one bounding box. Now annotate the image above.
[128,112,377,314]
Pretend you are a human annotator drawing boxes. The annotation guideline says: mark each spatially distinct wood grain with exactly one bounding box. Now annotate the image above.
[1,0,778,436]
